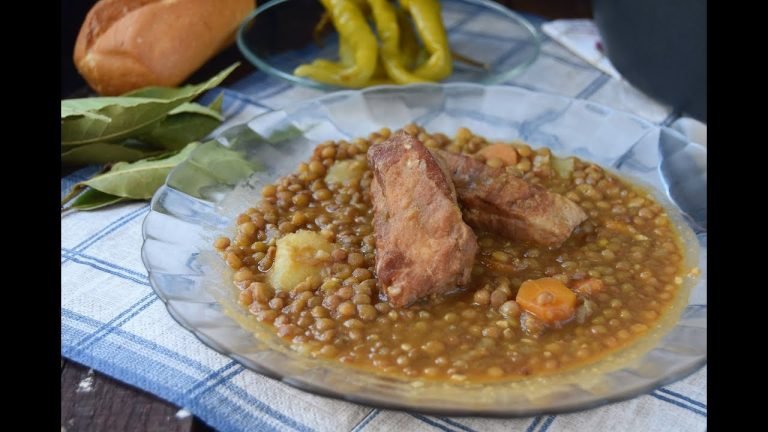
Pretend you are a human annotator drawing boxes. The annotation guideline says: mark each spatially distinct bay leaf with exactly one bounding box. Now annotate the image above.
[60,183,87,206]
[218,123,303,150]
[62,97,167,117]
[61,63,237,146]
[130,91,224,120]
[166,140,260,198]
[140,94,225,150]
[69,188,130,211]
[61,105,111,122]
[61,142,166,166]
[169,98,223,120]
[83,142,199,199]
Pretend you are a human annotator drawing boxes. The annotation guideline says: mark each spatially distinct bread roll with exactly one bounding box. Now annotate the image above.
[74,0,255,95]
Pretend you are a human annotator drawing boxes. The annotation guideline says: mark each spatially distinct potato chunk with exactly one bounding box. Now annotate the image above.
[269,230,333,291]
[552,156,575,179]
[325,159,367,185]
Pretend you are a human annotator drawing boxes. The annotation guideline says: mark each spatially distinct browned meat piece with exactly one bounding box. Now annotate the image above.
[434,149,587,246]
[368,132,478,308]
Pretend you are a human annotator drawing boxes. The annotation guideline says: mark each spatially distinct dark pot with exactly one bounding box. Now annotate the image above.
[592,0,707,122]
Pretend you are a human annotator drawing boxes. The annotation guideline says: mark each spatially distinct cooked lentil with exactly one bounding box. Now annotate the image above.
[216,125,688,382]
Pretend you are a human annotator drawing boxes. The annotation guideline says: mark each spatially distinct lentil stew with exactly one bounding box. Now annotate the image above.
[214,125,694,383]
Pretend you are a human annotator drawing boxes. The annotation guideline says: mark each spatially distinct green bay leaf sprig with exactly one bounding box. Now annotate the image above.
[81,142,200,199]
[61,64,239,211]
[140,94,225,150]
[61,142,167,165]
[61,64,236,146]
[61,140,260,211]
[62,142,199,209]
[69,188,131,211]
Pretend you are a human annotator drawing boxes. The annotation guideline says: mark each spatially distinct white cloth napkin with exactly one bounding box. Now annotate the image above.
[541,19,621,79]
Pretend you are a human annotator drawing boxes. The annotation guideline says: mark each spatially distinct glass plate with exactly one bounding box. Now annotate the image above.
[236,0,541,90]
[141,83,707,416]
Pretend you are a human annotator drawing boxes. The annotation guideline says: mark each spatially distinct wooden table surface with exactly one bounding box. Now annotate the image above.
[61,2,592,430]
[61,359,212,431]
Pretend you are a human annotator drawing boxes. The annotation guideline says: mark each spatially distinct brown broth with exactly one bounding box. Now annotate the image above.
[215,125,687,382]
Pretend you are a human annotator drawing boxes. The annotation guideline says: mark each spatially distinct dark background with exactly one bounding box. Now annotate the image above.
[61,0,95,97]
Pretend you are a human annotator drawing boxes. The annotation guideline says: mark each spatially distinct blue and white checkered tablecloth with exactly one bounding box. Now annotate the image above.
[61,10,706,432]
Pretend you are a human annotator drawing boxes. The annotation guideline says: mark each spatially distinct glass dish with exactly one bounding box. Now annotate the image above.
[236,0,541,90]
[141,83,707,416]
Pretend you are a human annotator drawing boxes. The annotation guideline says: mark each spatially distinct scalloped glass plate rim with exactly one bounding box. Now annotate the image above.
[141,82,706,417]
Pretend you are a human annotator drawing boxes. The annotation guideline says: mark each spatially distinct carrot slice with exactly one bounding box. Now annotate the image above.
[516,277,577,323]
[572,278,604,296]
[476,143,519,166]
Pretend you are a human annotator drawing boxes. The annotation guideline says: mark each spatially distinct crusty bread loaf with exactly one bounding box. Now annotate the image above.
[74,0,255,95]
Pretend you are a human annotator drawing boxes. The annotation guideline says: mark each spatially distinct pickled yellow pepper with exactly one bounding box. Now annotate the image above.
[294,0,378,87]
[367,0,429,84]
[397,7,420,70]
[400,0,452,81]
